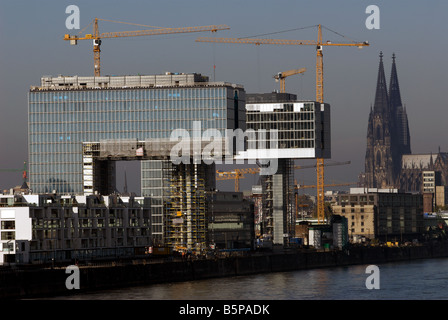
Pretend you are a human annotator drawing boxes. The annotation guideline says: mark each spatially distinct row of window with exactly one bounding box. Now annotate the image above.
[247,111,315,122]
[32,219,148,229]
[141,170,163,179]
[342,208,367,213]
[248,122,315,132]
[29,119,227,136]
[248,139,316,149]
[29,87,228,103]
[30,103,227,120]
[340,195,421,205]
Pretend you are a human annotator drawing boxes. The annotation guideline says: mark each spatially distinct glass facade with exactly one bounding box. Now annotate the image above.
[246,102,316,149]
[243,101,331,159]
[28,84,245,194]
[141,159,168,237]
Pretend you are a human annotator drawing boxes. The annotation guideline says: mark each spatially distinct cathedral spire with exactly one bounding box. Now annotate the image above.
[390,54,411,155]
[389,53,402,110]
[373,51,389,114]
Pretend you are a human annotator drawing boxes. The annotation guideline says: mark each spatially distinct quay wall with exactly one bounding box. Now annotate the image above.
[2,241,448,299]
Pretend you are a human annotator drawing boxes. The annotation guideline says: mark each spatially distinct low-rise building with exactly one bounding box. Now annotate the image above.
[295,215,348,250]
[0,193,151,265]
[436,186,448,208]
[208,192,255,250]
[332,188,424,243]
[423,193,434,213]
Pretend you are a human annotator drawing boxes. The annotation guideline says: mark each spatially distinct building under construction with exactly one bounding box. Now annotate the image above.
[28,73,245,248]
[28,73,331,250]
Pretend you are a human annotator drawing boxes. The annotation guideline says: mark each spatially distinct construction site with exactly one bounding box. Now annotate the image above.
[3,18,370,262]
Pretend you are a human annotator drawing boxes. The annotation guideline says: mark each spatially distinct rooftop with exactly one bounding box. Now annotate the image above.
[349,187,399,194]
[402,153,448,169]
[246,92,298,103]
[0,193,150,208]
[30,72,243,91]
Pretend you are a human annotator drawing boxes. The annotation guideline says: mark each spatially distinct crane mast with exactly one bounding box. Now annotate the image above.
[197,25,369,223]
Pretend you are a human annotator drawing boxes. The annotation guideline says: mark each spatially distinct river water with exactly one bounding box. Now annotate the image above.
[57,257,448,300]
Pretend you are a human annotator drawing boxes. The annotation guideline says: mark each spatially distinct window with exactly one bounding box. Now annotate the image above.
[2,242,13,252]
[1,231,15,240]
[1,221,15,230]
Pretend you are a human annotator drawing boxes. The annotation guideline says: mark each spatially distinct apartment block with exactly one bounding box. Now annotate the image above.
[0,193,151,264]
[332,188,424,242]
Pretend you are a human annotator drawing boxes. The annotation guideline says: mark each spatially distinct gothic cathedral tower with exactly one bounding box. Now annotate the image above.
[389,53,411,164]
[365,52,411,189]
[365,52,395,188]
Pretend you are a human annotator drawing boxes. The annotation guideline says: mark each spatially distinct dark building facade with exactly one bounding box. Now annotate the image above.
[364,52,411,189]
[363,53,448,196]
[207,192,255,250]
[399,152,448,194]
[332,189,424,243]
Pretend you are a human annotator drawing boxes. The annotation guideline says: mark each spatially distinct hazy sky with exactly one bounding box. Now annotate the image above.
[0,0,447,193]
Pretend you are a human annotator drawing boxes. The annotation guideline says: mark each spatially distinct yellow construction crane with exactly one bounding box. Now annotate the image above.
[216,168,260,192]
[64,18,230,76]
[294,180,356,221]
[216,160,350,192]
[197,24,369,224]
[274,68,306,93]
[295,182,356,190]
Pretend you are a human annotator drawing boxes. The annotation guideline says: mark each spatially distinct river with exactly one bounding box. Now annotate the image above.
[54,257,448,300]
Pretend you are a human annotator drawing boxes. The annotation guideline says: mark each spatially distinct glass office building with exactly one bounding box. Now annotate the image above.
[240,93,331,245]
[28,73,246,242]
[243,93,331,160]
[28,73,245,194]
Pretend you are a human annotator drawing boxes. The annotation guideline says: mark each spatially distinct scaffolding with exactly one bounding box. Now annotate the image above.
[83,140,218,249]
[165,163,212,251]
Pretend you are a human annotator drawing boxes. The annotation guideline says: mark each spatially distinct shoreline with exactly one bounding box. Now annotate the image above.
[2,240,448,299]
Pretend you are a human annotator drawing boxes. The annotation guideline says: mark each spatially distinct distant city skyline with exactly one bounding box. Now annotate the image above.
[0,0,447,194]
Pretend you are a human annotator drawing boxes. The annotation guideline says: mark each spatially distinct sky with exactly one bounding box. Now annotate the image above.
[0,0,447,194]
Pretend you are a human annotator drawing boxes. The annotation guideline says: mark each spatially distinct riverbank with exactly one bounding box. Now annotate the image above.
[2,240,448,299]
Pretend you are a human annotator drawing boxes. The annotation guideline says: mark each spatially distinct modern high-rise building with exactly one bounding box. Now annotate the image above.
[240,92,331,246]
[28,73,246,244]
